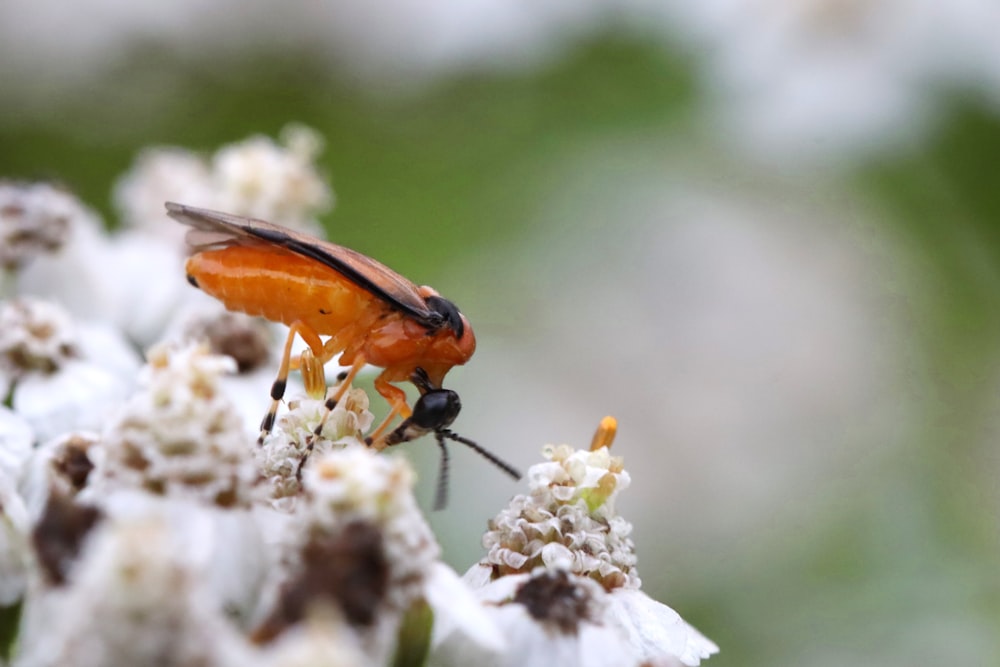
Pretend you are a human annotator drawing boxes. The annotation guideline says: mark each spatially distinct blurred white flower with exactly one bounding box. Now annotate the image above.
[11,187,116,318]
[84,342,257,508]
[98,491,270,628]
[114,125,332,242]
[16,498,257,667]
[258,607,367,667]
[103,127,333,347]
[255,446,500,665]
[0,297,138,442]
[653,0,1000,161]
[0,0,613,101]
[0,181,79,273]
[166,308,286,434]
[100,231,193,348]
[0,181,185,349]
[111,147,215,240]
[17,431,100,522]
[458,423,718,666]
[211,125,331,229]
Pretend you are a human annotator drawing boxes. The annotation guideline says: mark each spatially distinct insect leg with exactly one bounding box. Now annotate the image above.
[258,321,325,444]
[365,372,412,451]
[310,355,367,438]
[295,355,367,480]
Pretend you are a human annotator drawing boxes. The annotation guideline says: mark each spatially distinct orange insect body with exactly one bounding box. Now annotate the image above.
[185,245,475,389]
[167,201,479,449]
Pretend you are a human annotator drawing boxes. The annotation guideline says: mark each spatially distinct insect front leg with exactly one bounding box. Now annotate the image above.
[258,321,325,444]
[365,371,413,450]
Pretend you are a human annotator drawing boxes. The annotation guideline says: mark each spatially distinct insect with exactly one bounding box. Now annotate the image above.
[166,202,520,507]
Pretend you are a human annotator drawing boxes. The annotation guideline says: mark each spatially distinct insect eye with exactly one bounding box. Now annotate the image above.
[423,295,465,338]
[410,389,462,431]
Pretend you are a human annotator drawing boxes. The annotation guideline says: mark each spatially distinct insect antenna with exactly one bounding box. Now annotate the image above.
[439,429,522,481]
[431,429,521,511]
[433,431,451,511]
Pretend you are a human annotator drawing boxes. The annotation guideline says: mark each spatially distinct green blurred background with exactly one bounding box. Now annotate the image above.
[2,4,999,664]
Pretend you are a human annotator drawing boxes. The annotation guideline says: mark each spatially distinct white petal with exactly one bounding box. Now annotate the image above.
[0,406,34,478]
[0,469,30,604]
[461,563,495,590]
[13,361,132,442]
[103,232,192,348]
[426,561,504,653]
[605,589,719,666]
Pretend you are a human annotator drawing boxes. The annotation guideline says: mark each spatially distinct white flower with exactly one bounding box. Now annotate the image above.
[211,124,332,231]
[100,231,193,348]
[458,420,719,666]
[255,446,499,665]
[0,297,78,387]
[443,569,716,667]
[0,297,138,443]
[469,441,638,589]
[84,342,257,508]
[603,588,719,667]
[112,147,215,242]
[114,124,332,239]
[166,307,286,434]
[4,179,191,349]
[15,498,257,667]
[257,608,367,667]
[11,188,115,319]
[99,491,270,628]
[18,431,100,522]
[256,389,374,509]
[0,181,80,272]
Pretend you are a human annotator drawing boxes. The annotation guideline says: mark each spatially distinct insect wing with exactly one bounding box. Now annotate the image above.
[166,202,433,322]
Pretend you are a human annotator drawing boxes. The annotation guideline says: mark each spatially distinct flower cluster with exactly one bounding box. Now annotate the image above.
[470,441,638,589]
[456,420,719,667]
[115,124,332,241]
[0,129,718,667]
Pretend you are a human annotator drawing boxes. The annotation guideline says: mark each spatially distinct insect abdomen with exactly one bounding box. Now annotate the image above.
[185,246,371,333]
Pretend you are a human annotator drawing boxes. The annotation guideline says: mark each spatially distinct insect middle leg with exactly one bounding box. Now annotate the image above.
[309,355,367,438]
[258,320,329,444]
